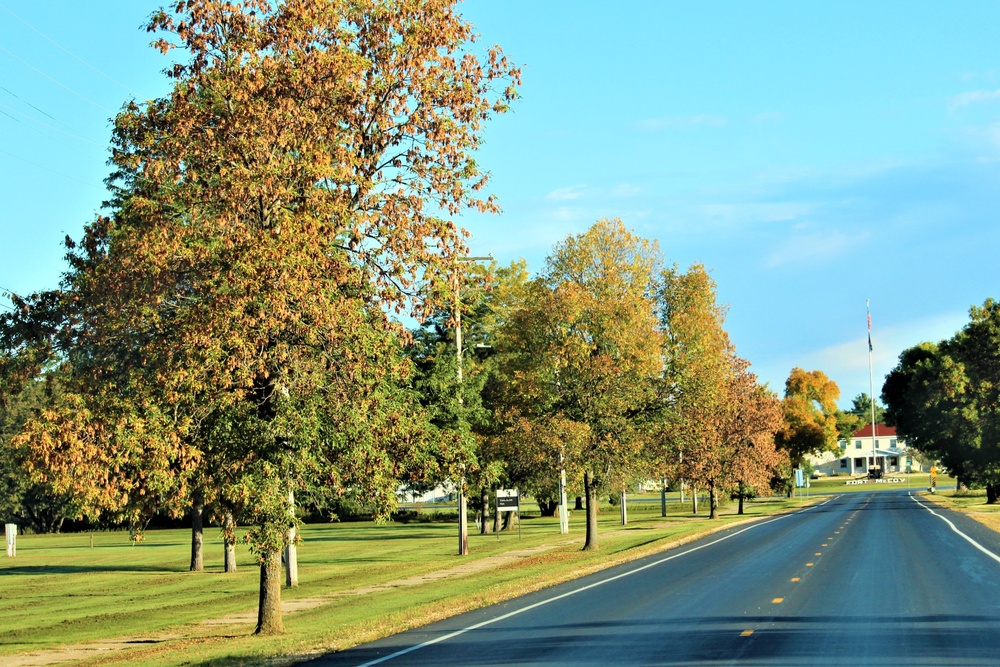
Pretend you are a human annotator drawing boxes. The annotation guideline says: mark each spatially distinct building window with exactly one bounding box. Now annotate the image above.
[875,439,880,448]
[855,440,862,449]
[840,459,848,468]
[890,439,897,448]
[854,457,865,470]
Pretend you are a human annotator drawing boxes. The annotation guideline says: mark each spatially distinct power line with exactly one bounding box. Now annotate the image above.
[0,2,137,99]
[0,100,105,150]
[0,44,115,114]
[0,85,63,125]
[0,146,105,189]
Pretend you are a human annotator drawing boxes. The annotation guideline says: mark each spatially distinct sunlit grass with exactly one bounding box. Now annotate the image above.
[0,494,801,666]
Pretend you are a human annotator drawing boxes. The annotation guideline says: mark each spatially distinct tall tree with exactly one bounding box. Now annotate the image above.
[656,263,732,516]
[3,0,518,635]
[494,219,663,550]
[719,361,787,515]
[884,300,1000,499]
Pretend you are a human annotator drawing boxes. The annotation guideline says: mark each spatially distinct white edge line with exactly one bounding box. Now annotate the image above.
[909,492,1000,565]
[354,496,836,667]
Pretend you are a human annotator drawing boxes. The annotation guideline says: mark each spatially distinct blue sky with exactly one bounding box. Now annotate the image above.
[3,1,1000,406]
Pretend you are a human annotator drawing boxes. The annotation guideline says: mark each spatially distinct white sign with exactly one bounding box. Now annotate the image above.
[496,489,519,512]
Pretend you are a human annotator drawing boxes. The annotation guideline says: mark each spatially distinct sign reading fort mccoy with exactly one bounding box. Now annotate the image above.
[496,489,519,512]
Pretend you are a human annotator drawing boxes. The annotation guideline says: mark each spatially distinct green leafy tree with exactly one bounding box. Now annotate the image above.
[884,300,1000,499]
[0,372,83,533]
[493,219,663,550]
[656,263,732,516]
[2,0,518,635]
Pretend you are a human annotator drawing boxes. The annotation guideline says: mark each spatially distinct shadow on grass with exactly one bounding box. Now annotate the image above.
[0,564,188,575]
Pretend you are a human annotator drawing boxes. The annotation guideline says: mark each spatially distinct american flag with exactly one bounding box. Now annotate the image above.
[867,301,872,352]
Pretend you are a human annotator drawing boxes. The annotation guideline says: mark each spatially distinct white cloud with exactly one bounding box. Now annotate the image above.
[635,114,727,131]
[544,185,587,201]
[950,88,1000,111]
[699,202,814,226]
[763,227,865,269]
[792,310,969,404]
[750,111,785,124]
[610,183,643,198]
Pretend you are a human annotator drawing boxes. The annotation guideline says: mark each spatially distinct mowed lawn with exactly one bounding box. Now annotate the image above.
[2,495,809,666]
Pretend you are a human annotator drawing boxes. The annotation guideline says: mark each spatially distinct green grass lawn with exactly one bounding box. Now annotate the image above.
[0,494,803,666]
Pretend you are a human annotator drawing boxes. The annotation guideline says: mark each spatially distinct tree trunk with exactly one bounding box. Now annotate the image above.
[189,497,204,572]
[583,470,599,551]
[620,490,628,525]
[255,549,284,635]
[537,500,559,517]
[574,496,584,511]
[738,494,745,515]
[709,480,718,520]
[660,480,667,518]
[223,511,237,573]
[987,484,999,505]
[479,486,492,534]
[691,484,698,514]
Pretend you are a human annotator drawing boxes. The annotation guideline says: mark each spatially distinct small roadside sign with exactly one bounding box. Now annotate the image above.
[495,489,521,541]
[496,489,519,512]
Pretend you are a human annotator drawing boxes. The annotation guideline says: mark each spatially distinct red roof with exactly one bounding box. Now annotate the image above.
[852,424,896,438]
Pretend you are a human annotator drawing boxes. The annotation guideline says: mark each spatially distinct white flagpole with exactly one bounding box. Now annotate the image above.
[868,299,877,477]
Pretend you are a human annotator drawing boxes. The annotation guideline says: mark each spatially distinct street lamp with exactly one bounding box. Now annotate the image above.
[455,254,492,556]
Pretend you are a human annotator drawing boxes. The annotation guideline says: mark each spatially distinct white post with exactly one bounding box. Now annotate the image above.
[285,489,298,587]
[558,453,569,534]
[5,524,16,557]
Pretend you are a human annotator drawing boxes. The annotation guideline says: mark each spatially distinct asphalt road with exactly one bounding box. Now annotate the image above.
[308,491,1000,666]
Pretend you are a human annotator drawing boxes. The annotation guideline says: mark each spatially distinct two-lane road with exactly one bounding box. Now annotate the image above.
[309,492,1000,666]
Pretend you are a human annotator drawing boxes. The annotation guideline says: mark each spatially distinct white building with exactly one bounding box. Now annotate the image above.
[810,424,920,476]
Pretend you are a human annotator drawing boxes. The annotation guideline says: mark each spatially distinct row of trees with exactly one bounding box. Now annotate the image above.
[408,219,793,551]
[0,0,862,636]
[883,299,1000,501]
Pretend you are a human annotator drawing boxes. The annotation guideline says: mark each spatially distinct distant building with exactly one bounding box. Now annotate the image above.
[809,424,920,476]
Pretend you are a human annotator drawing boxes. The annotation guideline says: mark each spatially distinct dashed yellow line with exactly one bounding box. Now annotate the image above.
[772,597,784,604]
[741,629,754,637]
[806,562,814,567]
[791,577,800,582]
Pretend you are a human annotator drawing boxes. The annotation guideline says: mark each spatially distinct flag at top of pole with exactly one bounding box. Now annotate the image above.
[867,299,873,352]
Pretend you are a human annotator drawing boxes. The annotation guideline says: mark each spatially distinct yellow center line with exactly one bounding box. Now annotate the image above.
[741,629,754,637]
[815,552,822,556]
[806,562,814,567]
[822,543,828,547]
[772,598,784,604]
[791,577,800,582]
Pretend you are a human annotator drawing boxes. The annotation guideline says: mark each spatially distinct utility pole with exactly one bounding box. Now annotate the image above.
[455,254,492,556]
